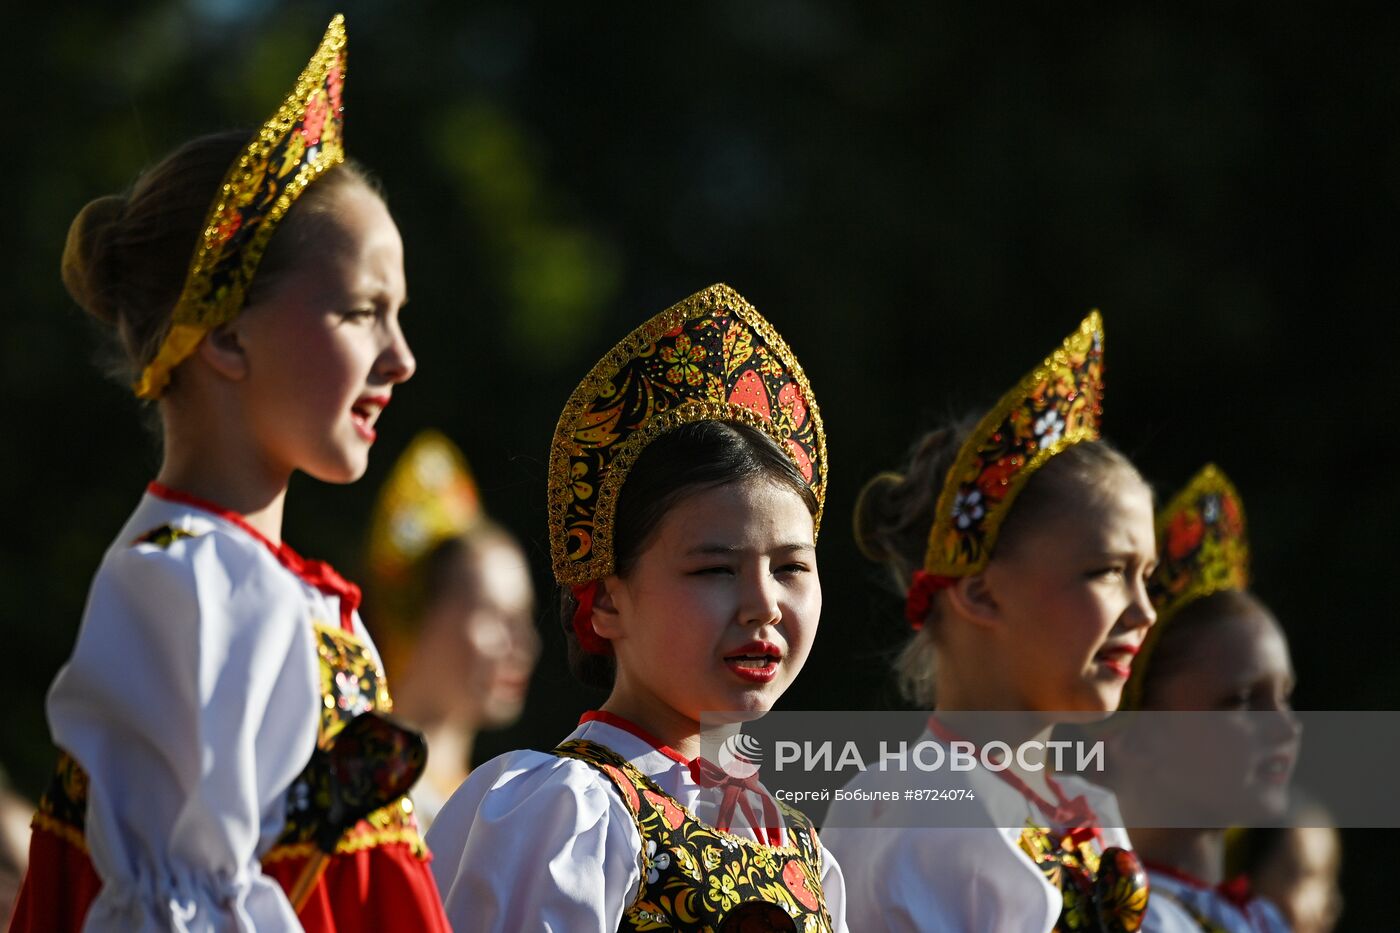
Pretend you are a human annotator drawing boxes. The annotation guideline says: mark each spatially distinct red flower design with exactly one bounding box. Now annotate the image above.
[327,66,344,113]
[1166,510,1205,560]
[782,859,819,911]
[976,456,1022,501]
[602,764,640,813]
[1220,494,1244,536]
[785,439,813,482]
[643,789,685,830]
[728,369,771,420]
[777,381,807,429]
[301,91,328,147]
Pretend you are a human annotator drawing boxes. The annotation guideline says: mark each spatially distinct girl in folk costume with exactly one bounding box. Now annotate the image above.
[823,313,1155,932]
[9,17,449,932]
[427,284,848,931]
[363,430,540,831]
[1106,466,1299,933]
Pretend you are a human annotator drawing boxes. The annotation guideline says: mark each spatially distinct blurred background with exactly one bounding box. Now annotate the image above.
[3,0,1394,924]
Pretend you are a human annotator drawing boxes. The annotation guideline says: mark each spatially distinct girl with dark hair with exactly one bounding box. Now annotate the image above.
[824,314,1155,932]
[426,284,847,930]
[9,17,449,931]
[1106,465,1299,933]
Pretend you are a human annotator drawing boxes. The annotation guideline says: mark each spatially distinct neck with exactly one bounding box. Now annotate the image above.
[413,716,474,798]
[599,692,702,761]
[157,401,290,543]
[1130,827,1226,885]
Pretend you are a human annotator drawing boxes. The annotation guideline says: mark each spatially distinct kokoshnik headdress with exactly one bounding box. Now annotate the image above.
[905,312,1105,629]
[1120,464,1250,709]
[367,430,484,588]
[133,15,348,399]
[548,284,826,652]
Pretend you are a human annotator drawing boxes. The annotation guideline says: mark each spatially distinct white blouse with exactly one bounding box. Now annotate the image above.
[46,489,371,932]
[821,728,1134,933]
[1143,870,1291,933]
[426,717,849,931]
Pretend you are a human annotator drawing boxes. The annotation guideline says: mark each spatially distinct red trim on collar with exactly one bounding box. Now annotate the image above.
[926,715,1102,841]
[147,482,361,632]
[1143,859,1255,909]
[578,710,691,768]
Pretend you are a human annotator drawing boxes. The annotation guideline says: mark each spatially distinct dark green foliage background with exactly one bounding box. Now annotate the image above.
[3,1,1393,922]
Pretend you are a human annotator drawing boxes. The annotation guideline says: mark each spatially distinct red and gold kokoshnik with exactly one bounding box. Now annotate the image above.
[906,312,1104,626]
[1121,463,1250,709]
[547,284,827,585]
[134,15,349,399]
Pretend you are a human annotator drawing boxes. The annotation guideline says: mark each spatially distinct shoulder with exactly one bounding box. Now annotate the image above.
[427,745,645,929]
[427,746,641,863]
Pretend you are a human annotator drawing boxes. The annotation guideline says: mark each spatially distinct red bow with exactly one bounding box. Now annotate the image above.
[570,581,613,655]
[287,553,362,632]
[688,757,783,847]
[905,570,957,629]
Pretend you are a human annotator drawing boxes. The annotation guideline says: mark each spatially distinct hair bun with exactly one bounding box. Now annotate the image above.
[61,194,128,325]
[852,471,907,562]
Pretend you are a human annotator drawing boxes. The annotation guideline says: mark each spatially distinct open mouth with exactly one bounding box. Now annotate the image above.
[350,395,390,441]
[1093,643,1139,679]
[1257,752,1294,785]
[724,642,782,683]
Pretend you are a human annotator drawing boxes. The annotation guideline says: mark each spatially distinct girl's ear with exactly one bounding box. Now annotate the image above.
[198,321,249,381]
[946,572,1000,630]
[590,576,626,640]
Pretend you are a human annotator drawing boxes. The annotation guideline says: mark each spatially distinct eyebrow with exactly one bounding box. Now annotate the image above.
[684,542,815,557]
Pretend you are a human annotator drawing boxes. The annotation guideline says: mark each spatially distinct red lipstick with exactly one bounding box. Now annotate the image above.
[724,640,782,684]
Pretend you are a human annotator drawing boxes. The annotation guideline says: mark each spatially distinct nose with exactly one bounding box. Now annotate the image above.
[377,315,416,384]
[738,570,783,628]
[1123,570,1157,632]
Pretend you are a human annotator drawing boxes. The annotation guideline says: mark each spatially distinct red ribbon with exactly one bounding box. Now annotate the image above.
[926,716,1102,844]
[688,757,783,847]
[1143,859,1255,910]
[904,569,958,629]
[570,581,613,655]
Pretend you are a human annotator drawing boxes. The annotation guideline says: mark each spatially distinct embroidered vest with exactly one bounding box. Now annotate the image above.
[554,739,834,933]
[1018,825,1149,933]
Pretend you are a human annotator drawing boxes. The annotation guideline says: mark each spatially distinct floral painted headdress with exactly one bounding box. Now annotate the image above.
[134,15,348,399]
[367,430,484,588]
[548,284,826,651]
[905,312,1105,628]
[365,430,484,670]
[1120,463,1250,709]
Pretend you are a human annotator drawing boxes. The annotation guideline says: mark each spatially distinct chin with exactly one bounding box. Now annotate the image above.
[304,452,370,484]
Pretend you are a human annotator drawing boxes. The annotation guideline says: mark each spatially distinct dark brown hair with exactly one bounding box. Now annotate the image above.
[562,419,819,692]
[854,425,1145,705]
[61,129,378,391]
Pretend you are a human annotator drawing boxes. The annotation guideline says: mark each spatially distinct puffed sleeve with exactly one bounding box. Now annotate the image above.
[47,528,322,931]
[426,750,643,932]
[817,837,849,932]
[822,825,1059,933]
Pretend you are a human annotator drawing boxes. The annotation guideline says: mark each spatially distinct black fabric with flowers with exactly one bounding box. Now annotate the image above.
[1018,826,1150,933]
[554,738,834,933]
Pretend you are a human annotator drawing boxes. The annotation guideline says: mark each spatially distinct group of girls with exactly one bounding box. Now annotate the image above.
[6,13,1322,933]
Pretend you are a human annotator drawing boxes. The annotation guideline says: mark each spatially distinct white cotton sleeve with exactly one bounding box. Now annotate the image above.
[817,836,849,932]
[48,529,321,932]
[822,824,1060,933]
[426,750,643,932]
